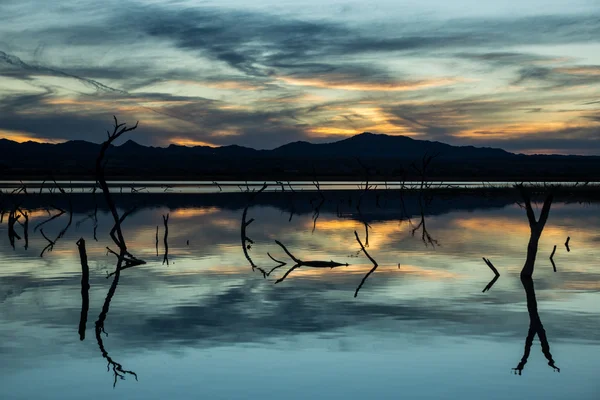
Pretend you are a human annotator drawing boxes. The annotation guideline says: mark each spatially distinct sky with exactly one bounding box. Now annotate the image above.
[0,0,599,154]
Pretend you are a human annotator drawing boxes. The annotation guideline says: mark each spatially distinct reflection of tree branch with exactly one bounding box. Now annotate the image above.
[354,230,379,298]
[96,250,138,387]
[76,238,90,341]
[34,207,65,232]
[310,169,325,233]
[410,154,438,247]
[7,208,21,249]
[155,225,159,257]
[549,245,557,272]
[273,240,348,284]
[240,183,269,277]
[512,277,560,375]
[265,252,288,276]
[481,257,500,293]
[39,207,73,257]
[162,213,169,265]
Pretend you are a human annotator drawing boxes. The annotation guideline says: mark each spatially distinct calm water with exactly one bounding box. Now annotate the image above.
[0,187,599,399]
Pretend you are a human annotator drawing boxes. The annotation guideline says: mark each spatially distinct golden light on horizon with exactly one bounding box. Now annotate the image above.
[278,76,463,92]
[0,129,65,144]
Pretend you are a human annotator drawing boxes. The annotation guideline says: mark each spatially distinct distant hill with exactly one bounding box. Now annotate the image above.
[0,133,598,181]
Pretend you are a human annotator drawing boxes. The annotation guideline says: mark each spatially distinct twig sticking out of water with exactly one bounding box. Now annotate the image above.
[549,245,557,272]
[564,236,570,252]
[76,238,90,341]
[482,257,500,293]
[354,230,379,298]
[273,240,348,284]
[162,214,169,265]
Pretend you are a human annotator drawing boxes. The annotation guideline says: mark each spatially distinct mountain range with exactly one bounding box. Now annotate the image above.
[0,132,597,181]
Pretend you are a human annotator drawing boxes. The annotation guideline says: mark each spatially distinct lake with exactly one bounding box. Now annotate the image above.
[0,184,599,399]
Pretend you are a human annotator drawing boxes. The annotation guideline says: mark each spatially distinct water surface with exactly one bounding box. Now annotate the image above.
[0,187,598,399]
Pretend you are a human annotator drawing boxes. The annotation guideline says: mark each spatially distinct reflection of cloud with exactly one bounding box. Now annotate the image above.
[2,196,600,369]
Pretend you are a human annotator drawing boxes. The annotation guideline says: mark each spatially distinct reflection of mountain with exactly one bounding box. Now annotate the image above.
[10,190,518,224]
[2,133,600,180]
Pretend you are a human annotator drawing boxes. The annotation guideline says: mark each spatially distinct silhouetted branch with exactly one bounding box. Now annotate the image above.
[265,252,288,276]
[564,236,570,252]
[7,207,21,249]
[512,186,559,375]
[76,238,90,341]
[34,207,65,232]
[549,245,557,272]
[482,257,500,292]
[17,209,29,250]
[240,183,269,277]
[354,230,379,298]
[212,181,222,191]
[39,204,73,257]
[516,185,553,278]
[273,240,348,284]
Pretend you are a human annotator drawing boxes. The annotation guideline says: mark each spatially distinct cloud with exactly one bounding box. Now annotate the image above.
[1,1,600,152]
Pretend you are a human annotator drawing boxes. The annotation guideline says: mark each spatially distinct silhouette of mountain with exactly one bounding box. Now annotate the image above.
[0,132,598,180]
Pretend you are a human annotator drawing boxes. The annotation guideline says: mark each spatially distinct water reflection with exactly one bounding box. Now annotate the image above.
[1,183,599,396]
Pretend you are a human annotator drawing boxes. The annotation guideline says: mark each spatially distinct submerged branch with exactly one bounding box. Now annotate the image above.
[77,238,90,341]
[354,230,379,298]
[482,257,500,293]
[162,214,169,265]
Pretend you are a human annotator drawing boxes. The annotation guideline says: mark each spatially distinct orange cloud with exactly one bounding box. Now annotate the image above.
[453,121,597,140]
[555,67,600,76]
[278,76,462,92]
[0,129,65,144]
[169,137,217,147]
[170,207,221,218]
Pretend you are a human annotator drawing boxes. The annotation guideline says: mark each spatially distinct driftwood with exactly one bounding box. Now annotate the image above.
[272,240,348,284]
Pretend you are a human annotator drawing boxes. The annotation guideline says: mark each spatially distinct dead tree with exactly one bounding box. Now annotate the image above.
[93,116,144,386]
[272,240,348,284]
